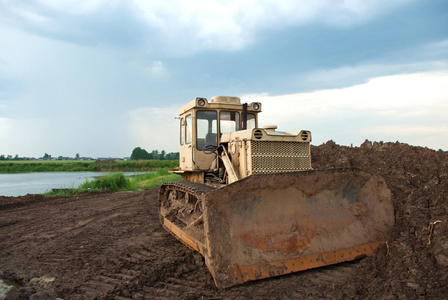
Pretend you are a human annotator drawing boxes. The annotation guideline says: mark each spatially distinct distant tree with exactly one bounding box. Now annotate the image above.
[131,147,179,160]
[131,147,150,160]
[0,155,5,161]
[150,150,159,159]
[160,150,166,160]
[75,153,80,160]
[165,152,179,160]
[43,153,51,160]
[58,156,63,160]
[130,147,140,160]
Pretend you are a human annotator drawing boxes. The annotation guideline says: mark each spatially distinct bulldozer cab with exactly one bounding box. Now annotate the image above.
[178,96,260,180]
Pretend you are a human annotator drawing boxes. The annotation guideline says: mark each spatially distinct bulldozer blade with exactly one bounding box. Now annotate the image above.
[201,169,394,288]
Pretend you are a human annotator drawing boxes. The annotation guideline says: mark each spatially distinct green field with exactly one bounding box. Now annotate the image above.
[0,159,178,173]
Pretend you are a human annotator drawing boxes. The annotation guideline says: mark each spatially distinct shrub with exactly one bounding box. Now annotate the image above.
[79,173,131,192]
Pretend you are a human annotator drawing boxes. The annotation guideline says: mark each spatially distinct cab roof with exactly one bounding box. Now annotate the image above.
[179,96,262,115]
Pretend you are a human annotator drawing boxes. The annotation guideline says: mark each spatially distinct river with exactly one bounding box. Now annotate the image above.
[0,172,144,197]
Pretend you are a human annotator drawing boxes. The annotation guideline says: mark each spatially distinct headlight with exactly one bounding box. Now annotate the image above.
[198,98,206,106]
[253,103,260,110]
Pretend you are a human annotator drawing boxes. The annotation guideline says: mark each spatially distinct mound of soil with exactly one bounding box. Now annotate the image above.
[0,141,446,299]
[312,140,447,299]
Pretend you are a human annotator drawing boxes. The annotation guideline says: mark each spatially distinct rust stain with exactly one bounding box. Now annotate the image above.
[228,185,360,254]
[226,241,384,288]
[236,225,316,254]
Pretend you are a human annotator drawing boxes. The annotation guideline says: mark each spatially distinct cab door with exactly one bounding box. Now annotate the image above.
[193,110,218,170]
[179,115,193,170]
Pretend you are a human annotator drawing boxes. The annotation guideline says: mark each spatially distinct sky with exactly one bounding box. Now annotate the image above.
[0,0,447,158]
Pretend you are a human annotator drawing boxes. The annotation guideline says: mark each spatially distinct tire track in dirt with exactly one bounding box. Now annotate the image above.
[0,180,393,299]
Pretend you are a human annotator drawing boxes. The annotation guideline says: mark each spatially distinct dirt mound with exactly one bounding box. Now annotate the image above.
[0,141,446,299]
[312,140,448,299]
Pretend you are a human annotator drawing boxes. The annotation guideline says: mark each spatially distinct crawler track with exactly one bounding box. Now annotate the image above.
[159,181,216,228]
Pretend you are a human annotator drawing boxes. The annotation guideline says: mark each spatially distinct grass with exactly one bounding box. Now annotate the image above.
[0,160,179,173]
[131,168,182,189]
[0,161,95,173]
[44,168,182,197]
[78,172,131,191]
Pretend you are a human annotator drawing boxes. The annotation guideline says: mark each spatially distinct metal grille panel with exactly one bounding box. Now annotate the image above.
[251,141,311,174]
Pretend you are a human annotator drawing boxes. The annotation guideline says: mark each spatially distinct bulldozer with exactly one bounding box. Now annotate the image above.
[159,96,394,288]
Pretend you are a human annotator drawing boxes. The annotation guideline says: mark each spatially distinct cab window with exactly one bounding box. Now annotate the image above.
[220,111,240,134]
[180,117,184,145]
[185,114,192,144]
[247,113,256,129]
[196,111,217,150]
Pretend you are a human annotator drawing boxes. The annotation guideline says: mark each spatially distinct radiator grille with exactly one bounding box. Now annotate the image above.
[251,141,311,174]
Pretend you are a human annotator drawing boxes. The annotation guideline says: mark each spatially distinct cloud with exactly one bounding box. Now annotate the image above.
[1,0,445,158]
[366,125,448,136]
[128,0,417,53]
[244,71,448,150]
[422,39,448,58]
[126,71,448,156]
[0,117,13,138]
[0,0,145,47]
[0,117,49,156]
[149,61,166,74]
[1,0,416,54]
[127,60,168,76]
[289,58,448,93]
[128,106,180,153]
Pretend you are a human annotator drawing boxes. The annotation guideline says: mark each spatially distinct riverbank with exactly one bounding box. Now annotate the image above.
[45,169,181,197]
[0,159,178,173]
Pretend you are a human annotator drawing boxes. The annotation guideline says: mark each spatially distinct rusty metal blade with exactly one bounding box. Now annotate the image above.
[201,169,394,288]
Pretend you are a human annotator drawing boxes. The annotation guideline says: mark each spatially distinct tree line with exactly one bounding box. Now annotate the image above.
[1,148,180,161]
[0,153,86,161]
[0,154,26,161]
[130,147,179,160]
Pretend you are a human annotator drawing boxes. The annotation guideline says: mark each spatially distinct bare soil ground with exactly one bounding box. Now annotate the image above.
[0,141,447,299]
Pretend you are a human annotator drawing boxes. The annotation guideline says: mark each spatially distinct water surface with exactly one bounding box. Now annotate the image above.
[0,172,142,197]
